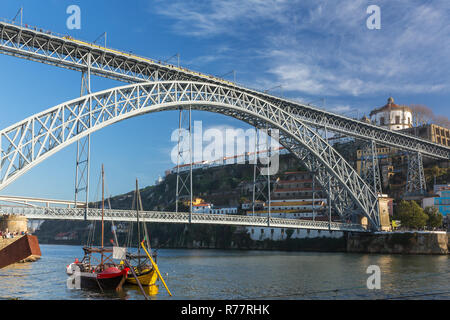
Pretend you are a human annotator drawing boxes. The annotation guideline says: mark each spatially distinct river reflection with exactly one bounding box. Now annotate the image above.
[0,245,449,300]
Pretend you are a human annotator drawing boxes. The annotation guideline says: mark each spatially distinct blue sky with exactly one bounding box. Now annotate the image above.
[0,0,449,201]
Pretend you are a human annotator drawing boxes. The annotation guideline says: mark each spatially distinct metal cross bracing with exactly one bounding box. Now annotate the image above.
[251,128,274,226]
[175,107,193,221]
[0,21,449,160]
[359,140,383,196]
[74,66,91,219]
[0,81,380,229]
[405,151,427,196]
[0,205,367,232]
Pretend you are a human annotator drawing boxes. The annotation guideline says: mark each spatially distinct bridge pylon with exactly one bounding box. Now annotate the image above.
[74,54,92,220]
[251,127,274,227]
[175,107,193,223]
[359,140,382,196]
[405,151,426,198]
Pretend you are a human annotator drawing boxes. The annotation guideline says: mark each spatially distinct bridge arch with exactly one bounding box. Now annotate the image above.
[0,81,380,230]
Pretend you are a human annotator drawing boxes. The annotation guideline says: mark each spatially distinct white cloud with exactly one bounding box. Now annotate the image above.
[152,0,450,97]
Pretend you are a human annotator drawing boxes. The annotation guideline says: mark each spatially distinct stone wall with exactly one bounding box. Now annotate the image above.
[347,231,448,255]
[0,214,28,233]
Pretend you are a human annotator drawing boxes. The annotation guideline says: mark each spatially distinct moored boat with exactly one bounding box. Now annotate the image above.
[67,259,129,291]
[124,179,159,287]
[126,267,157,286]
[66,164,128,292]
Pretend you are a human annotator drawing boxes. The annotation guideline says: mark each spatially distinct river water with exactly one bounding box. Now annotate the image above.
[0,244,449,300]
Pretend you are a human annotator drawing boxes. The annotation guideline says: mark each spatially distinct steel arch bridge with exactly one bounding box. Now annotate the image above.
[0,20,449,160]
[0,81,380,230]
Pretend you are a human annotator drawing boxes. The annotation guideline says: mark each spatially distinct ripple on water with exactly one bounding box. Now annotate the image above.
[1,245,449,300]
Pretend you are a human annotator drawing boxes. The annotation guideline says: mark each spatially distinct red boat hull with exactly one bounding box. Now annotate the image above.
[68,266,129,291]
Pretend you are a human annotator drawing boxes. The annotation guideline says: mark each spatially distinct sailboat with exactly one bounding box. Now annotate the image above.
[125,179,158,286]
[66,164,129,291]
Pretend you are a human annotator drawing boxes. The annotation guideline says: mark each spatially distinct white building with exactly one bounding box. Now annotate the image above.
[248,227,343,241]
[211,206,238,215]
[244,197,342,240]
[192,202,213,214]
[192,202,237,215]
[369,97,413,131]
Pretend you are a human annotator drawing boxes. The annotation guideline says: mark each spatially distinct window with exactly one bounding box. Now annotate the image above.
[380,117,385,125]
[395,116,400,124]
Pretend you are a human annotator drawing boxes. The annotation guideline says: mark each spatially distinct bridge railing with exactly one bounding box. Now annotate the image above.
[0,206,367,232]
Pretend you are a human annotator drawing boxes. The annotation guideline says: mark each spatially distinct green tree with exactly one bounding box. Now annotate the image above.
[424,206,443,229]
[395,200,428,230]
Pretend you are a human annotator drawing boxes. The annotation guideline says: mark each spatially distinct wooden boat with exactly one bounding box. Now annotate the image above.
[66,164,129,292]
[124,179,158,286]
[66,254,129,291]
[126,267,157,286]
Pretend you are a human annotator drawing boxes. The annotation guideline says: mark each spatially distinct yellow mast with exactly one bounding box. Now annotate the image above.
[101,164,105,266]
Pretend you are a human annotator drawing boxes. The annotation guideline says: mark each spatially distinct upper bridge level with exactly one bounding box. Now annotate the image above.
[0,20,449,160]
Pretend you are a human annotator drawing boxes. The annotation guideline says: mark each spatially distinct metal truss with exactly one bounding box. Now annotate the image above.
[0,205,367,232]
[0,81,380,229]
[175,107,193,220]
[405,152,426,195]
[251,128,272,223]
[74,68,91,219]
[359,140,382,196]
[0,21,448,160]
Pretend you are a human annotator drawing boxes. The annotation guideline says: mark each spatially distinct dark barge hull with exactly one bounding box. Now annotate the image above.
[78,272,125,291]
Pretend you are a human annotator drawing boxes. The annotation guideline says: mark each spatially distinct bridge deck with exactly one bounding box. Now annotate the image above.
[0,20,448,159]
[0,206,367,232]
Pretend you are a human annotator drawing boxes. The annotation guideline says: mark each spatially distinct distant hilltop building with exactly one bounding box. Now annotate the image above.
[369,97,413,131]
[356,97,449,201]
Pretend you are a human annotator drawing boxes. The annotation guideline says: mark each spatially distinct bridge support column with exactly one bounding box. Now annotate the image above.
[175,107,193,223]
[74,54,92,220]
[405,151,426,197]
[360,140,382,196]
[252,128,273,227]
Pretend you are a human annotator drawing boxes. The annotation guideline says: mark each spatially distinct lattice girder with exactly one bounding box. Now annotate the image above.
[0,81,380,230]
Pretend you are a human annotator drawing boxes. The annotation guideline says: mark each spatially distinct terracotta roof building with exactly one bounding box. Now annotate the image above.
[369,97,413,131]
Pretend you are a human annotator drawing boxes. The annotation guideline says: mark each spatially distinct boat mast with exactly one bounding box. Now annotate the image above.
[136,178,141,266]
[101,164,105,266]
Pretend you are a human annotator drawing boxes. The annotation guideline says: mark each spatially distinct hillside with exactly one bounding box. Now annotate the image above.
[33,145,447,251]
[35,153,310,249]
